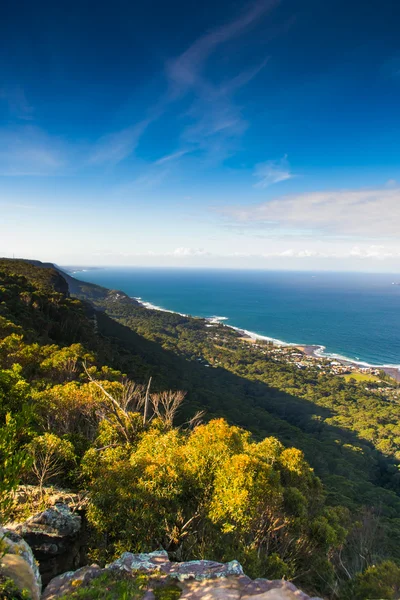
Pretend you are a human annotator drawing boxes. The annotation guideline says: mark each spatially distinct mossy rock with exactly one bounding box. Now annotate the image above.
[58,571,148,599]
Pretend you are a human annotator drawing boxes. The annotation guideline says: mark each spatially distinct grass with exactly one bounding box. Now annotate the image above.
[213,344,235,352]
[341,373,381,383]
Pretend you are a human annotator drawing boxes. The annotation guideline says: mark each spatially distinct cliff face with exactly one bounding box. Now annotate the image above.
[48,270,69,296]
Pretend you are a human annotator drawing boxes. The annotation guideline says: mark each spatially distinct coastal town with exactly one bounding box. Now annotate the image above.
[200,322,400,403]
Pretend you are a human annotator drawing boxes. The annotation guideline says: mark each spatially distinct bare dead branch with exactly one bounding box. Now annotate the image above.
[186,410,206,430]
[143,376,152,425]
[151,390,186,428]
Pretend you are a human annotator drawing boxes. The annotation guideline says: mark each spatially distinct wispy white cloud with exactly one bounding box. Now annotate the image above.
[166,0,277,97]
[172,247,209,257]
[131,168,170,190]
[261,246,400,260]
[0,2,279,179]
[86,245,400,262]
[253,155,293,188]
[386,178,397,187]
[221,186,400,237]
[0,126,66,176]
[87,119,152,166]
[90,247,210,259]
[163,0,277,164]
[154,149,191,165]
[84,1,278,172]
[348,245,400,259]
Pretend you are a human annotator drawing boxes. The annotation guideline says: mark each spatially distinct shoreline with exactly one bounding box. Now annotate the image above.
[295,344,400,383]
[131,296,400,382]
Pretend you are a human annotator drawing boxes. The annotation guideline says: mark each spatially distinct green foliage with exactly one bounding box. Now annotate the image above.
[0,365,32,424]
[0,414,31,524]
[40,344,95,383]
[344,560,400,599]
[0,575,32,600]
[83,418,342,592]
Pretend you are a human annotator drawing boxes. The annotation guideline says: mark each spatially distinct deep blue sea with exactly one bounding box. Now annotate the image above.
[73,268,400,367]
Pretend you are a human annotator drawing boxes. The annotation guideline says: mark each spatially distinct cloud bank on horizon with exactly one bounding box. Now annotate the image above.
[0,0,400,270]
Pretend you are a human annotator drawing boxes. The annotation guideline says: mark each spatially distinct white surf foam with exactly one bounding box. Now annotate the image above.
[313,345,400,369]
[132,297,188,317]
[206,316,229,324]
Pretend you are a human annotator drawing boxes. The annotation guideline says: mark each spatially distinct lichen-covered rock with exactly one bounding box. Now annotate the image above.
[168,559,244,581]
[178,578,321,600]
[0,528,41,600]
[43,552,322,600]
[41,565,102,600]
[14,503,81,537]
[12,485,87,515]
[9,503,86,586]
[106,552,244,581]
[107,550,169,573]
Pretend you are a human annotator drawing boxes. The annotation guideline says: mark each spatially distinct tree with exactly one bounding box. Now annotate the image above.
[36,382,100,439]
[346,561,400,600]
[27,433,75,495]
[82,418,343,592]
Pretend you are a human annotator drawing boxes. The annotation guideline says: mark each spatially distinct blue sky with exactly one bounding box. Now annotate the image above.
[1,0,400,270]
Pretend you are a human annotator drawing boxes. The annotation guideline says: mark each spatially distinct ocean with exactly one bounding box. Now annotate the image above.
[73,267,400,368]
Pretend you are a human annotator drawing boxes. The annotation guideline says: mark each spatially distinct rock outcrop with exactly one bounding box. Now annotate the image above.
[13,485,86,512]
[9,503,86,586]
[0,528,42,600]
[42,550,322,600]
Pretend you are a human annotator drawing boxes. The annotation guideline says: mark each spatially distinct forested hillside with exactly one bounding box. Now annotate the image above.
[0,258,400,599]
[66,265,400,510]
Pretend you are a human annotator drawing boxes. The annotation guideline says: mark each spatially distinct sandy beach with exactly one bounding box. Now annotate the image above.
[295,345,400,383]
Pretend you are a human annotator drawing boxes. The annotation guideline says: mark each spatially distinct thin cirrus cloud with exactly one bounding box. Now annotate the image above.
[164,1,277,164]
[0,126,66,176]
[221,186,400,237]
[253,155,293,188]
[154,149,191,165]
[87,118,153,166]
[166,0,277,97]
[107,0,278,182]
[0,1,279,176]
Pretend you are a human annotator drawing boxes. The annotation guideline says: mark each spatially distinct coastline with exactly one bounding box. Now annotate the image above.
[132,296,400,383]
[296,344,400,383]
